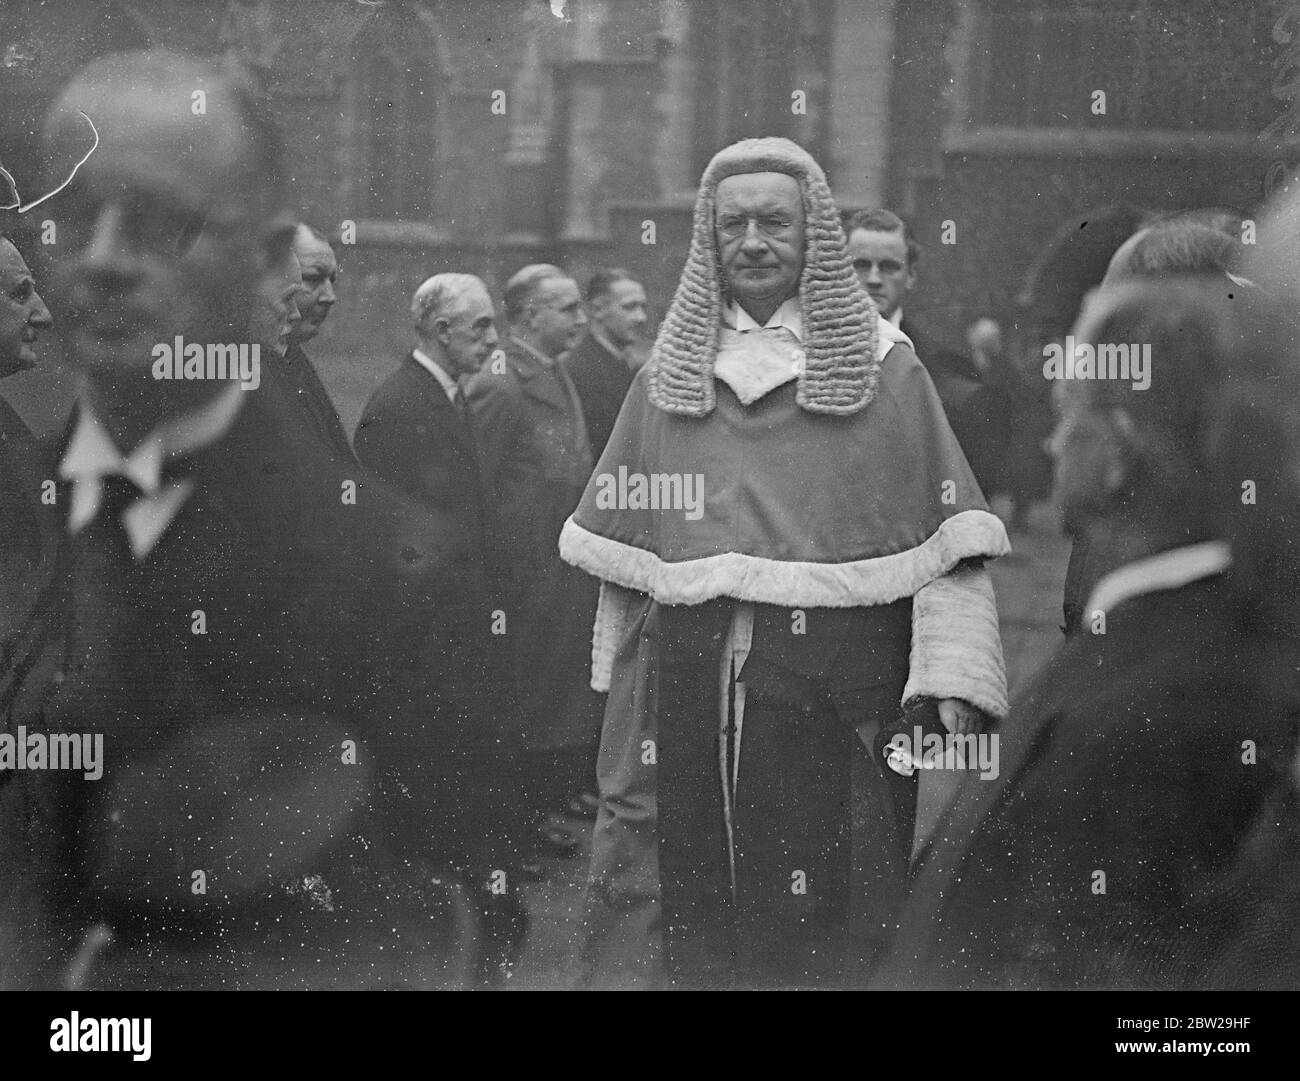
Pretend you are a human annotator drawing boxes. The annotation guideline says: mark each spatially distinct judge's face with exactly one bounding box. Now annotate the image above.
[0,240,54,378]
[715,172,804,312]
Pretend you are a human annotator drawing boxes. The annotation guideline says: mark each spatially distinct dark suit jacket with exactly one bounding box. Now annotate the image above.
[878,569,1298,990]
[354,353,487,551]
[245,353,514,860]
[352,353,521,838]
[280,341,356,463]
[564,331,633,458]
[1195,765,1300,990]
[237,349,478,628]
[465,338,603,752]
[0,389,485,988]
[900,319,980,412]
[0,393,53,644]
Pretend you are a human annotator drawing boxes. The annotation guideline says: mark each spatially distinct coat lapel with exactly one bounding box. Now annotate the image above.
[506,341,574,416]
[404,354,475,461]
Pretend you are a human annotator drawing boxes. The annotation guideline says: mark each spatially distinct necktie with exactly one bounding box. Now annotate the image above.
[83,473,148,566]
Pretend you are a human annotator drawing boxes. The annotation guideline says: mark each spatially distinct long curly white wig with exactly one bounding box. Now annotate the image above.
[647,137,880,417]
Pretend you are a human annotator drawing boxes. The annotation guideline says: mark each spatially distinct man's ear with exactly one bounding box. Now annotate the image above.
[434,317,452,346]
[1102,407,1137,497]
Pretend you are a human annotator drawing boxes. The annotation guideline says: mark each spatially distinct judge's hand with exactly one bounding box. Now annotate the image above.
[937,698,983,735]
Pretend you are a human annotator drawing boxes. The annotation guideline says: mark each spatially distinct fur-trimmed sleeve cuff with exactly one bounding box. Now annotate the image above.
[903,561,1008,721]
[591,580,641,692]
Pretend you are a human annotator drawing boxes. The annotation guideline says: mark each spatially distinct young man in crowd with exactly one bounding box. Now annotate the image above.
[565,268,648,456]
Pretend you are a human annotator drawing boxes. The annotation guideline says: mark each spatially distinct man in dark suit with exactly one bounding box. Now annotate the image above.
[846,209,982,419]
[0,233,55,638]
[278,223,355,463]
[466,265,606,843]
[1059,216,1236,634]
[355,273,497,537]
[0,49,476,990]
[877,279,1299,990]
[353,273,528,983]
[564,268,647,457]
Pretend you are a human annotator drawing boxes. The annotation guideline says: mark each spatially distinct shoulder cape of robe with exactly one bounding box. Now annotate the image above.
[559,342,1009,607]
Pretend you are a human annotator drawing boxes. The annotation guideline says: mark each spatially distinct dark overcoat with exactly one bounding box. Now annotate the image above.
[465,338,604,754]
[0,390,479,988]
[564,331,634,457]
[878,569,1298,990]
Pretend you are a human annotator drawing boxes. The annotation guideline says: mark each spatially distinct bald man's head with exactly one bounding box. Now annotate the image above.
[41,50,289,411]
[45,50,285,227]
[412,273,498,377]
[290,224,338,344]
[0,236,54,378]
[504,265,585,358]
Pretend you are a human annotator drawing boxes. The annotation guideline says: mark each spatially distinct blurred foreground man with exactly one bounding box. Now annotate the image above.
[1060,215,1237,634]
[560,138,1009,989]
[565,268,648,455]
[0,50,475,989]
[879,279,1298,989]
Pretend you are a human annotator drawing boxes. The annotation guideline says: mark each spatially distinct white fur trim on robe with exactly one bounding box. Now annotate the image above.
[591,580,641,692]
[560,508,1009,610]
[904,561,1007,721]
[589,561,1008,722]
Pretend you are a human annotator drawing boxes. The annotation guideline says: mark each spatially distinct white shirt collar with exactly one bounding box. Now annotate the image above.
[412,348,460,402]
[59,382,244,559]
[713,304,914,405]
[724,296,804,341]
[1083,540,1232,626]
